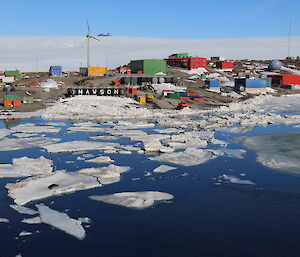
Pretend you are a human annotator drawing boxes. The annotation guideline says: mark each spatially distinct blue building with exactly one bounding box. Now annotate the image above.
[49,66,62,77]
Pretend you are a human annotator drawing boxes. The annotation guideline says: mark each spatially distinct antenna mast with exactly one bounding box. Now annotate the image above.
[288,20,292,58]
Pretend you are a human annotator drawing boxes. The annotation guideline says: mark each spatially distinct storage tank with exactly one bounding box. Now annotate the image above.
[268,60,282,71]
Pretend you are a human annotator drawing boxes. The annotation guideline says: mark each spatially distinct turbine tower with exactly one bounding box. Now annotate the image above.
[86,20,100,67]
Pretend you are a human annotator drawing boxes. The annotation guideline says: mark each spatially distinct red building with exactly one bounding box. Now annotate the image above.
[165,57,207,70]
[267,74,300,86]
[216,61,234,69]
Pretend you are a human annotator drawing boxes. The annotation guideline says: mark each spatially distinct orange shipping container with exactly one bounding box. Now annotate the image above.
[4,100,12,107]
[13,100,21,107]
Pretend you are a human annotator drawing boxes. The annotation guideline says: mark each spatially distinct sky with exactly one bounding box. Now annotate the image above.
[0,0,299,39]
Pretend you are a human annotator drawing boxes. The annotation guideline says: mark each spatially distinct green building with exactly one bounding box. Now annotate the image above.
[130,59,166,74]
[4,70,21,80]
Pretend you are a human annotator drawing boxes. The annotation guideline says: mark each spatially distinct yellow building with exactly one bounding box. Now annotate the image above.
[80,67,108,76]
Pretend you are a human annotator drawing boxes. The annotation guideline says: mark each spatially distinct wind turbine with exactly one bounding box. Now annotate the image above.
[86,20,101,67]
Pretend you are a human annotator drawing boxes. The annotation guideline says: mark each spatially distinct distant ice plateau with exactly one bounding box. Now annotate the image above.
[0,36,299,71]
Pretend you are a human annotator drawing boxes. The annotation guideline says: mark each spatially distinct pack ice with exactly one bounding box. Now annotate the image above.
[89,191,174,209]
[232,131,300,175]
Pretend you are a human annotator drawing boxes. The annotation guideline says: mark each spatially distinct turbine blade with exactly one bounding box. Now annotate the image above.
[86,19,90,34]
[91,36,101,42]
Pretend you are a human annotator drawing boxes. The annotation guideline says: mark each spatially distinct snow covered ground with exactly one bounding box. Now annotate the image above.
[0,36,299,71]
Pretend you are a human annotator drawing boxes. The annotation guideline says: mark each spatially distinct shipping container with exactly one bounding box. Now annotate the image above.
[1,76,15,83]
[49,66,62,77]
[80,67,108,76]
[169,53,189,58]
[167,93,180,99]
[3,100,12,107]
[130,59,166,74]
[138,96,146,104]
[216,61,234,69]
[205,80,220,88]
[3,95,20,100]
[4,70,20,80]
[268,74,300,86]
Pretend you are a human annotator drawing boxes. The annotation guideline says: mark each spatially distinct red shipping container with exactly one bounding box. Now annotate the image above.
[13,100,21,107]
[132,89,138,95]
[187,92,198,97]
[216,61,234,69]
[180,97,191,100]
[4,100,12,107]
[192,97,204,101]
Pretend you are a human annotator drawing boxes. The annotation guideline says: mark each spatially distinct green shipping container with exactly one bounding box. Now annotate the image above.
[4,70,21,80]
[3,95,20,100]
[130,59,166,75]
[174,53,189,57]
[167,93,180,99]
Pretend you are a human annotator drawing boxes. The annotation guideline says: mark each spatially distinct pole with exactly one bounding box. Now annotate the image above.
[288,20,292,58]
[87,36,90,67]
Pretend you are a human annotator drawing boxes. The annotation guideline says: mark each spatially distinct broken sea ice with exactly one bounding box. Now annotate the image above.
[89,191,174,209]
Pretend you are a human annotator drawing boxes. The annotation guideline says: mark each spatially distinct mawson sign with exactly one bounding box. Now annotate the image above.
[67,88,124,96]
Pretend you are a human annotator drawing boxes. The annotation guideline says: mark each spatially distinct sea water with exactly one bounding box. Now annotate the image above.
[1,117,300,257]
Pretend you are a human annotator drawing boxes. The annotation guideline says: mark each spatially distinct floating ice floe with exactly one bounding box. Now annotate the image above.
[209,138,228,146]
[142,140,175,153]
[153,165,177,173]
[10,205,38,215]
[0,218,9,223]
[219,174,256,185]
[210,149,246,159]
[164,132,208,149]
[89,135,118,141]
[22,216,42,224]
[89,191,174,209]
[78,217,91,224]
[19,231,32,237]
[150,148,216,166]
[36,204,86,240]
[11,123,61,133]
[13,133,39,138]
[85,156,114,164]
[6,171,102,205]
[154,128,184,134]
[78,165,130,185]
[67,126,107,132]
[42,141,120,153]
[0,156,53,178]
[217,126,254,134]
[0,128,11,138]
[44,122,66,127]
[232,131,300,175]
[0,137,61,151]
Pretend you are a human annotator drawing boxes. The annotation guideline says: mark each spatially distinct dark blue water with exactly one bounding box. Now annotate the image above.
[1,118,300,257]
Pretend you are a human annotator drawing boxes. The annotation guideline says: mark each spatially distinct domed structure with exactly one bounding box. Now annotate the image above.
[268,60,283,71]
